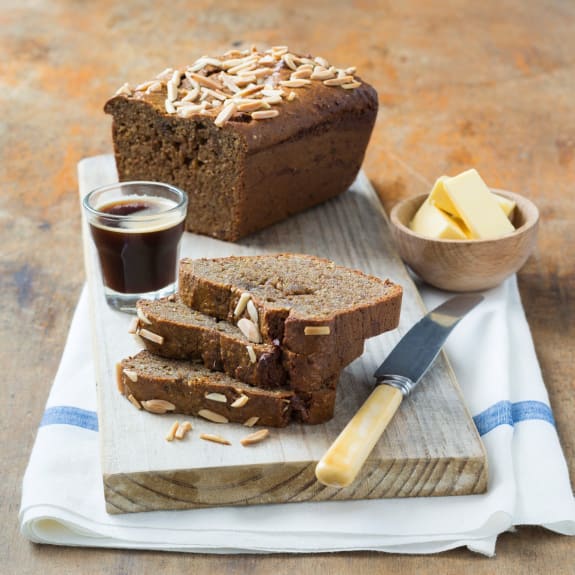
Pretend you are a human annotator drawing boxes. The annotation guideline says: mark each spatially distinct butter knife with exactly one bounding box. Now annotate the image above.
[315,293,483,488]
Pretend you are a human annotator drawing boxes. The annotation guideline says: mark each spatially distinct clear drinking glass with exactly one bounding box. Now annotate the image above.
[82,181,187,313]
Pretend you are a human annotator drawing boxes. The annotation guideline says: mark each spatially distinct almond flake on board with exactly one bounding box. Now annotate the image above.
[175,421,193,440]
[200,433,231,446]
[165,420,180,441]
[240,428,270,446]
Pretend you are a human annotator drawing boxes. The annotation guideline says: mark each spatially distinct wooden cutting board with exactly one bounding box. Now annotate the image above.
[79,154,487,514]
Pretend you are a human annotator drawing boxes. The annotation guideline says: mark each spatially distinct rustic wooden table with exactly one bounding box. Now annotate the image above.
[2,0,573,573]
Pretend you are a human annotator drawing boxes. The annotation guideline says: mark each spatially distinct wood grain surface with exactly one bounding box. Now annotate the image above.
[2,0,574,573]
[80,155,486,513]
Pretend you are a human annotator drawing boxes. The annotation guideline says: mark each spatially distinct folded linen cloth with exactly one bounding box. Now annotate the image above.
[19,275,575,556]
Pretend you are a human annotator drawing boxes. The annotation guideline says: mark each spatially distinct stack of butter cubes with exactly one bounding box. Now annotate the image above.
[409,169,516,240]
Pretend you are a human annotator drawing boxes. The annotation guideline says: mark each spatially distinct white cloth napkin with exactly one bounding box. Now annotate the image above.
[19,275,575,556]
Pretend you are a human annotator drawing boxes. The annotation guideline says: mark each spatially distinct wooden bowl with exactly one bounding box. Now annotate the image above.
[389,190,539,292]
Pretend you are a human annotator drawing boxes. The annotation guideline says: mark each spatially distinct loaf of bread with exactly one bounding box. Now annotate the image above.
[179,254,403,356]
[118,350,337,426]
[135,296,364,391]
[104,46,378,241]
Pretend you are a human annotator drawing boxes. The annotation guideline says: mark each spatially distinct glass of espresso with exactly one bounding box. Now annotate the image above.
[82,181,188,313]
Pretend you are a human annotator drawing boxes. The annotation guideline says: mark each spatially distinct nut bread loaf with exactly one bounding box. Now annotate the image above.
[104,46,378,241]
[118,350,337,426]
[135,296,364,391]
[179,254,403,356]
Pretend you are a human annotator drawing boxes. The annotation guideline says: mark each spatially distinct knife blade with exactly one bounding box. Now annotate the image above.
[315,293,483,488]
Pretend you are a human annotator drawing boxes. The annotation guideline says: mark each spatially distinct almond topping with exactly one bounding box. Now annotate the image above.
[115,82,133,96]
[200,433,231,445]
[246,299,259,324]
[246,345,257,364]
[323,75,355,87]
[214,101,236,127]
[243,416,260,427]
[231,394,250,408]
[141,399,176,414]
[128,317,139,334]
[164,99,176,114]
[123,369,138,383]
[138,328,164,345]
[237,317,262,343]
[198,409,229,423]
[241,428,270,446]
[251,109,280,120]
[175,421,193,439]
[136,307,152,325]
[233,292,252,317]
[187,71,224,91]
[304,326,331,336]
[205,392,228,403]
[279,79,312,88]
[342,81,362,90]
[165,420,179,441]
[127,394,142,410]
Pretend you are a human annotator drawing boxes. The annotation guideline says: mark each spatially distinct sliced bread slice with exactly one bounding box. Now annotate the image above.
[134,296,363,391]
[178,254,403,355]
[118,350,338,426]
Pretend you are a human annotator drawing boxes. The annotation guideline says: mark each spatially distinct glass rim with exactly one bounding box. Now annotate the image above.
[82,180,188,222]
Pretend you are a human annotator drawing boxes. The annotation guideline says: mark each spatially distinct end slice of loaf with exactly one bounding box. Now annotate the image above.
[135,296,364,391]
[118,351,338,426]
[179,254,403,356]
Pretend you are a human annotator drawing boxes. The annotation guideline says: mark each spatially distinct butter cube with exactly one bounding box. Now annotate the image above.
[493,193,516,220]
[409,197,469,240]
[433,169,515,239]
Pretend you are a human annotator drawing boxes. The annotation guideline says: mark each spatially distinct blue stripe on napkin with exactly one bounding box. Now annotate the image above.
[38,400,554,437]
[473,400,555,436]
[40,406,99,432]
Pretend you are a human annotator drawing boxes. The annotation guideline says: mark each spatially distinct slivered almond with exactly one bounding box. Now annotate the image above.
[165,99,176,114]
[214,101,236,127]
[237,318,262,343]
[198,409,229,423]
[136,307,152,325]
[188,71,224,91]
[240,428,269,446]
[342,81,362,90]
[231,394,250,408]
[251,109,280,120]
[139,328,164,345]
[165,420,179,441]
[323,75,354,86]
[345,66,357,75]
[115,82,133,96]
[243,416,259,427]
[146,81,163,93]
[246,345,257,364]
[155,67,174,81]
[200,433,231,445]
[287,91,297,102]
[237,100,265,113]
[246,299,259,324]
[233,292,252,317]
[304,326,331,336]
[128,317,139,334]
[167,80,178,102]
[235,84,264,98]
[282,53,298,70]
[290,68,312,80]
[314,56,330,68]
[141,399,176,414]
[132,333,146,349]
[175,421,192,439]
[123,369,138,383]
[262,95,283,105]
[279,79,311,88]
[135,80,157,92]
[310,67,336,81]
[205,392,228,403]
[127,394,142,410]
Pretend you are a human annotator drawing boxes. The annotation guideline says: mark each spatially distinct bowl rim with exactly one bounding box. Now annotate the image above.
[389,188,540,244]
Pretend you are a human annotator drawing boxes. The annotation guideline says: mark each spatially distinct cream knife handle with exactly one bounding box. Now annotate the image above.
[315,384,404,488]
